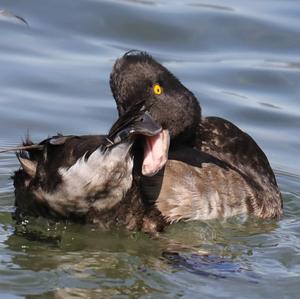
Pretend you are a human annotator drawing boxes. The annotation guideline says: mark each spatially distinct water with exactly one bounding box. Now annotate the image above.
[0,0,300,298]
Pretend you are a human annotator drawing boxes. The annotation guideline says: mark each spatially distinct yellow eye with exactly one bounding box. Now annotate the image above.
[153,84,163,95]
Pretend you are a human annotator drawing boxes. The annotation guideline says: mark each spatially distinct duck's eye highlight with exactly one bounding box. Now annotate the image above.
[153,84,163,95]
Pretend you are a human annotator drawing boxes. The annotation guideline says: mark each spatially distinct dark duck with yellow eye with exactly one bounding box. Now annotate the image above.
[7,51,282,233]
[10,103,167,231]
[110,50,283,222]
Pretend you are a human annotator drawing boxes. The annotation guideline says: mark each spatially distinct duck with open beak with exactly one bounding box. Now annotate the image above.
[110,50,282,222]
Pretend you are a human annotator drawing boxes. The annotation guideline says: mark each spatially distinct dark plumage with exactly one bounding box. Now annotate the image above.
[12,104,167,233]
[9,50,282,234]
[110,51,282,222]
[110,51,201,145]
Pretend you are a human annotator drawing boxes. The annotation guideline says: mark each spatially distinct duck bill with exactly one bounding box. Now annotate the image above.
[109,109,162,145]
[130,111,162,137]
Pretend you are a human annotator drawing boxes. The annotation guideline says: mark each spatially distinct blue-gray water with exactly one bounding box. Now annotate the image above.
[0,1,300,298]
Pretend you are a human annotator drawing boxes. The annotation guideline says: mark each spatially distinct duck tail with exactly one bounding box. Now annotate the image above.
[2,135,43,179]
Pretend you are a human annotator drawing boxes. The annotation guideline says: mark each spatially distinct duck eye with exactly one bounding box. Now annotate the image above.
[153,84,163,95]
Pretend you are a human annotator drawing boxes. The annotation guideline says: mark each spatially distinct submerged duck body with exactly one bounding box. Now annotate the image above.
[110,51,282,222]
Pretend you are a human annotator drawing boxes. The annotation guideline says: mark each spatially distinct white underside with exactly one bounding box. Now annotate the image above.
[34,144,133,217]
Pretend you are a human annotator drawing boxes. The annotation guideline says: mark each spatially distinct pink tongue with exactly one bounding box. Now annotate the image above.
[142,129,170,176]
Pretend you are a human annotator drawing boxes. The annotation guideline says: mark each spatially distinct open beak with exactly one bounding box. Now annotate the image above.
[142,128,170,176]
[108,102,170,176]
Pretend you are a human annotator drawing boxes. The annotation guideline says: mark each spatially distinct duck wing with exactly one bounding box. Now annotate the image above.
[196,117,278,187]
[196,117,282,216]
[143,117,282,222]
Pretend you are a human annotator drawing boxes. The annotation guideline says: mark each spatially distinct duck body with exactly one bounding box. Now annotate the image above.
[10,51,282,233]
[111,51,283,222]
[14,135,133,222]
[144,117,282,223]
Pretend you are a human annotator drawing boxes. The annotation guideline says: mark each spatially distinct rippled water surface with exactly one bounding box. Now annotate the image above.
[0,0,300,298]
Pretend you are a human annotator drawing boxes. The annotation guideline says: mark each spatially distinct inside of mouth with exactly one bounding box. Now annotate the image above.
[142,129,170,176]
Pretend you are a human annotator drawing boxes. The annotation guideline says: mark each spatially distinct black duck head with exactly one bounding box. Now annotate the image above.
[110,50,201,175]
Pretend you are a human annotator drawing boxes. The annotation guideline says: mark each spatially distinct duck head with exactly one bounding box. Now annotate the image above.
[110,50,201,176]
